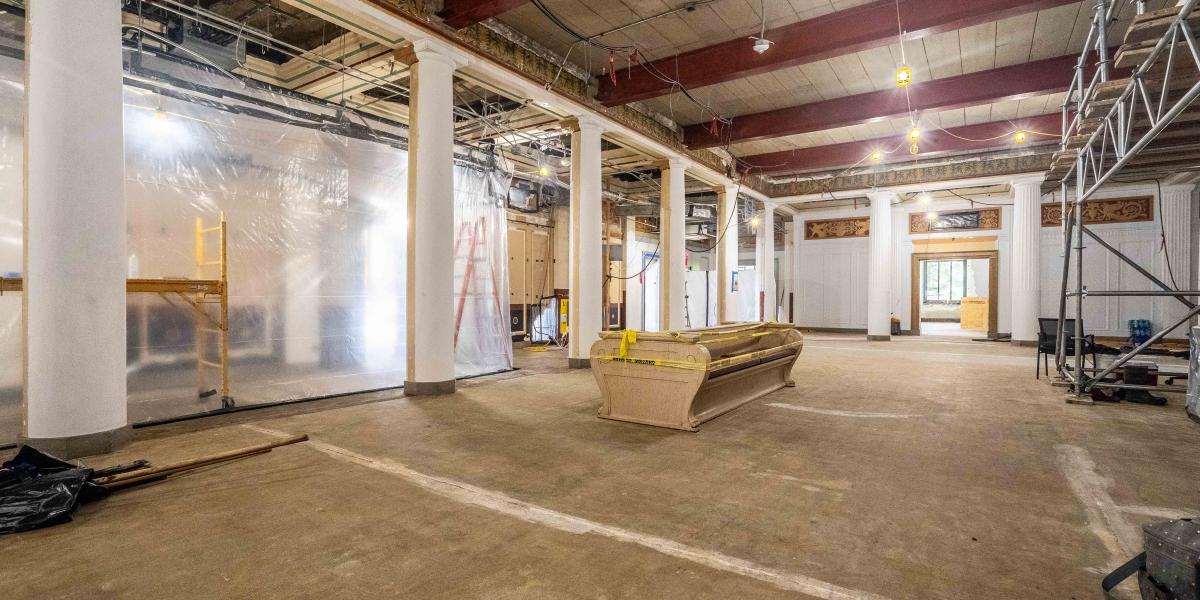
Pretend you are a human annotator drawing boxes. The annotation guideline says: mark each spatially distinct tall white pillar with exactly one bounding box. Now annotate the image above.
[623,216,643,331]
[405,39,466,395]
[659,158,689,330]
[23,2,128,457]
[1161,184,1194,337]
[866,191,895,340]
[716,183,739,323]
[756,203,777,320]
[1010,175,1045,344]
[783,221,795,323]
[567,116,605,367]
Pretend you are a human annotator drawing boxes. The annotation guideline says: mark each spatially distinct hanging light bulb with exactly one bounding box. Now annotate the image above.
[918,192,931,206]
[1013,130,1028,144]
[907,127,921,143]
[895,65,913,88]
[870,149,884,162]
[926,211,938,221]
[750,215,761,229]
[538,164,551,177]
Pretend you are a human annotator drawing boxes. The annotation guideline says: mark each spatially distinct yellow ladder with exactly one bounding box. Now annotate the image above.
[194,212,232,408]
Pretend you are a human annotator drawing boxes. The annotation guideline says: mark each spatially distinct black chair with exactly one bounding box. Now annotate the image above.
[1037,318,1097,379]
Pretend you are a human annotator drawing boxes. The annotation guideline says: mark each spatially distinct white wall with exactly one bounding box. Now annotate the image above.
[792,182,1195,338]
[1039,184,1194,338]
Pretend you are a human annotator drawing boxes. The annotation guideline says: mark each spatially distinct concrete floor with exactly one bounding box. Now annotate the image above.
[3,334,1198,599]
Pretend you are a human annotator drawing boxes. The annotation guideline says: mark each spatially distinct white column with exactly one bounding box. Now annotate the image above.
[1161,184,1194,337]
[1010,175,1045,344]
[783,221,795,323]
[23,2,127,457]
[405,39,466,395]
[756,203,777,320]
[716,183,739,323]
[623,216,643,331]
[568,116,605,367]
[867,191,895,340]
[659,158,689,330]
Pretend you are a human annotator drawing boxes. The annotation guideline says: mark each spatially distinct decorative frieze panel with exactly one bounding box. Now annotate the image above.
[1040,196,1153,226]
[909,207,1001,234]
[772,153,1054,197]
[804,216,870,240]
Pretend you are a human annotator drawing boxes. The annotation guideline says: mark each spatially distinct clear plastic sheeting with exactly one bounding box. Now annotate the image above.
[0,55,23,443]
[123,86,411,423]
[453,166,513,377]
[0,48,514,440]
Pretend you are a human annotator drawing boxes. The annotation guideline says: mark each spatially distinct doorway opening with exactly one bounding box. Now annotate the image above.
[910,251,998,337]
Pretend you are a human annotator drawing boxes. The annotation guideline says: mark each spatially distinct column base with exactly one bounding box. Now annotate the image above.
[568,358,591,369]
[403,380,456,396]
[1010,339,1038,347]
[1065,393,1095,406]
[20,425,131,459]
[866,335,891,342]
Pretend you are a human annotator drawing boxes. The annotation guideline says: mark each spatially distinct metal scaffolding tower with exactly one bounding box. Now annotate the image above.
[1047,0,1200,399]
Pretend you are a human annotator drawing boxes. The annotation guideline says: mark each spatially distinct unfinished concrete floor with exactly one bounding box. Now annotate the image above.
[3,334,1198,599]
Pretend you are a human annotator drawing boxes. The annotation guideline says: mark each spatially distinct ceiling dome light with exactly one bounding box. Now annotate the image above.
[895,65,913,88]
[1013,130,1028,144]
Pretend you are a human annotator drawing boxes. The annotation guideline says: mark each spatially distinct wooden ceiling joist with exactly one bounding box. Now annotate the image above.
[437,0,529,30]
[596,0,1081,107]
[683,53,1116,149]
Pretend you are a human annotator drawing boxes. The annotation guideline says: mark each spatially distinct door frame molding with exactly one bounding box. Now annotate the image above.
[910,250,999,337]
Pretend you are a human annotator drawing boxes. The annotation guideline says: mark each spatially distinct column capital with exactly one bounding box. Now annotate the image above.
[1161,183,1196,197]
[1010,174,1046,188]
[866,190,896,205]
[560,115,606,134]
[409,38,469,69]
[653,156,692,172]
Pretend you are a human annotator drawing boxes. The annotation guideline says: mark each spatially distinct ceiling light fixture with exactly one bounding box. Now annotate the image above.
[918,192,931,206]
[749,0,773,54]
[926,211,938,221]
[538,165,551,177]
[1013,130,1028,144]
[870,149,884,162]
[895,65,913,87]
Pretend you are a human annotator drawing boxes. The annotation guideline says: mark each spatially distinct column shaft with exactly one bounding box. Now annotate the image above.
[659,158,687,330]
[568,117,604,366]
[1161,185,1194,337]
[23,2,128,456]
[716,184,739,323]
[757,205,777,320]
[867,192,894,340]
[1010,177,1045,344]
[405,41,464,395]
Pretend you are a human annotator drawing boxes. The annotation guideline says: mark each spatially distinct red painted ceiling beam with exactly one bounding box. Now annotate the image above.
[684,53,1121,149]
[737,113,1062,176]
[437,0,528,29]
[597,0,1080,106]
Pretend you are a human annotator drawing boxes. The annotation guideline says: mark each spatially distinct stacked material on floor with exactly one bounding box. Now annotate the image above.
[590,323,803,431]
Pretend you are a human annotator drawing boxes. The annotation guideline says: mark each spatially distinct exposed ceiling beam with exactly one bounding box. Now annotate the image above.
[437,0,528,30]
[739,113,1062,175]
[684,53,1118,149]
[596,0,1080,106]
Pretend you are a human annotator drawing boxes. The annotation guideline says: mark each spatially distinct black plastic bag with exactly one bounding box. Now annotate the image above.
[0,446,108,534]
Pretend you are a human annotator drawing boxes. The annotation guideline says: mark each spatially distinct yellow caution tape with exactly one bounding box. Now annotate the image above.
[618,329,637,358]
